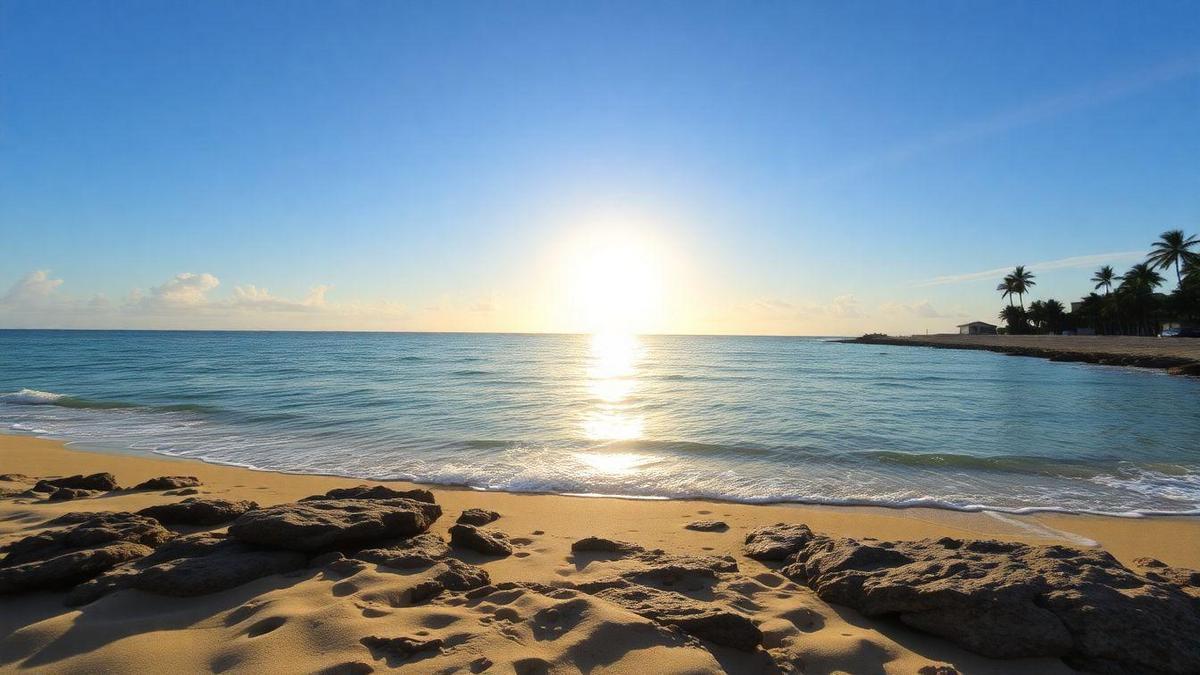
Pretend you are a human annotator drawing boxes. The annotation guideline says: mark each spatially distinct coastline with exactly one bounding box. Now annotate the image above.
[839,333,1200,376]
[3,435,1199,673]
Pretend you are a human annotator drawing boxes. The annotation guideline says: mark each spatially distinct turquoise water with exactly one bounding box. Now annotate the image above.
[2,329,1199,516]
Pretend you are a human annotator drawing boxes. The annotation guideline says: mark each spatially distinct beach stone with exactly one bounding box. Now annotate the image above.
[571,537,645,554]
[131,476,202,491]
[301,485,436,504]
[167,487,202,496]
[0,473,31,482]
[743,523,815,561]
[0,542,155,594]
[456,508,500,526]
[685,520,729,532]
[45,487,99,502]
[360,635,443,660]
[139,497,258,526]
[228,498,441,552]
[780,533,1200,674]
[586,580,762,651]
[449,524,512,556]
[2,511,172,567]
[66,532,307,604]
[355,533,450,569]
[33,472,119,493]
[431,559,490,591]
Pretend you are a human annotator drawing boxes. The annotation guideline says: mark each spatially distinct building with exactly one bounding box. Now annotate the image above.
[957,321,998,335]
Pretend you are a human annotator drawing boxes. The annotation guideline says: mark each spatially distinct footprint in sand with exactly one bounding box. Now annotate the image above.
[245,616,287,638]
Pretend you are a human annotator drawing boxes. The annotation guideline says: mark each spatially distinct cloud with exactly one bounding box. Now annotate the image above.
[879,300,965,319]
[142,272,220,308]
[1,270,64,306]
[912,250,1145,288]
[231,284,330,312]
[749,294,863,319]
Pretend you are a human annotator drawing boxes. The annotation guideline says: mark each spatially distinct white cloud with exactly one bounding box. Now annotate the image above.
[144,272,220,307]
[1,270,64,306]
[912,250,1145,288]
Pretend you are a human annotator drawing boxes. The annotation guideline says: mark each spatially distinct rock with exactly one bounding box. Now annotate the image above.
[0,542,154,594]
[449,524,512,556]
[469,657,493,672]
[781,533,1200,674]
[684,520,728,532]
[139,498,258,526]
[355,533,450,569]
[743,523,814,561]
[66,532,307,604]
[131,476,202,491]
[456,508,500,526]
[918,667,960,675]
[310,551,345,568]
[430,559,490,591]
[0,473,31,482]
[571,537,645,554]
[408,579,444,603]
[300,485,436,504]
[589,580,762,651]
[2,512,172,567]
[46,487,99,502]
[166,487,201,496]
[227,498,441,552]
[326,558,368,577]
[33,473,119,493]
[360,635,443,660]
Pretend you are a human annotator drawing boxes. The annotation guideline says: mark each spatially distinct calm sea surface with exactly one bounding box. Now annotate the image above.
[2,330,1199,516]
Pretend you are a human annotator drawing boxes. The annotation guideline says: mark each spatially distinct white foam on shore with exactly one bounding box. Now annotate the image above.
[0,389,66,405]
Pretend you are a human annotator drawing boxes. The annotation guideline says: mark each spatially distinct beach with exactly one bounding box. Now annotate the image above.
[3,435,1198,674]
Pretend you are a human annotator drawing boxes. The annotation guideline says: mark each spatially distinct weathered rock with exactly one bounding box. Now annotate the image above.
[46,487,99,502]
[743,523,814,561]
[355,533,450,569]
[3,512,172,567]
[430,559,490,591]
[685,520,728,532]
[301,485,436,504]
[131,476,202,491]
[139,498,258,526]
[33,473,119,493]
[918,666,960,675]
[456,508,500,526]
[66,532,307,604]
[166,487,201,496]
[782,534,1200,674]
[0,473,31,482]
[449,524,512,556]
[0,542,154,594]
[360,635,443,660]
[571,537,644,554]
[588,580,762,651]
[408,579,444,604]
[228,498,441,551]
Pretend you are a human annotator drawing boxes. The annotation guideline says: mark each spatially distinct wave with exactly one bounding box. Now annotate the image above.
[865,450,1107,479]
[1,389,217,414]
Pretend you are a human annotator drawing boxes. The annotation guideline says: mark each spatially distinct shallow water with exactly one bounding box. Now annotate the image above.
[2,329,1199,516]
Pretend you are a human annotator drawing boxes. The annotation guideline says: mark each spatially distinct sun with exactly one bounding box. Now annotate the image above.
[562,231,665,334]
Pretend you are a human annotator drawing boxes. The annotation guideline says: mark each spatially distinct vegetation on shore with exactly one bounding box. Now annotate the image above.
[996,230,1199,335]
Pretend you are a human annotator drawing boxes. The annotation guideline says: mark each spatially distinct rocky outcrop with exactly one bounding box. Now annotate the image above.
[430,559,490,591]
[301,485,435,504]
[228,498,441,552]
[455,508,500,526]
[742,523,814,561]
[578,579,761,651]
[0,512,172,594]
[139,498,258,526]
[571,537,644,554]
[46,487,100,502]
[448,524,512,556]
[131,476,202,491]
[685,520,728,532]
[355,533,451,569]
[778,531,1200,675]
[33,473,119,493]
[66,532,306,605]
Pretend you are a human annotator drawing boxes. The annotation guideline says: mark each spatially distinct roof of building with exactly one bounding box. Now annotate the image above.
[957,321,998,328]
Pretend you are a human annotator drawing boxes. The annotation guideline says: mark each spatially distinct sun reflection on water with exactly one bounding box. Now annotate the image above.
[578,332,651,473]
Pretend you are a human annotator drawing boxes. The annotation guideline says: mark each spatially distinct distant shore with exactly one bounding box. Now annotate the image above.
[841,333,1200,376]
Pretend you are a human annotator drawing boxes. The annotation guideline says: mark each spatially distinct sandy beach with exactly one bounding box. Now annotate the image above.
[2,435,1198,674]
[844,334,1200,375]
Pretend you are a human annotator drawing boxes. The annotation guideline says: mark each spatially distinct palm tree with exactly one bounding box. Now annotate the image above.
[1146,229,1200,288]
[1120,263,1165,293]
[1007,265,1036,310]
[1091,265,1116,296]
[996,278,1015,307]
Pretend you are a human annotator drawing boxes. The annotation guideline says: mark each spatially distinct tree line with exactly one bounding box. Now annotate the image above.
[995,230,1199,336]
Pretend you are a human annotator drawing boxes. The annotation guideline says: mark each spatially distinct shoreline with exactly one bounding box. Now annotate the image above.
[840,333,1200,376]
[18,430,1200,520]
[3,435,1199,673]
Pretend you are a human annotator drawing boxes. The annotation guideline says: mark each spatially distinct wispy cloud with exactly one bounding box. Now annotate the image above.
[879,300,965,319]
[912,250,1145,288]
[816,55,1200,184]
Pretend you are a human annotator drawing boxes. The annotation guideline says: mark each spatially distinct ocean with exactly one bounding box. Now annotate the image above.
[2,329,1198,517]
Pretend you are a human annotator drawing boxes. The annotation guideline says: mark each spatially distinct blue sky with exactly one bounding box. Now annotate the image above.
[1,1,1197,333]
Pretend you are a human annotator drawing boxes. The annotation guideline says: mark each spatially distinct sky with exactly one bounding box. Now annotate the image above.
[1,0,1197,335]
